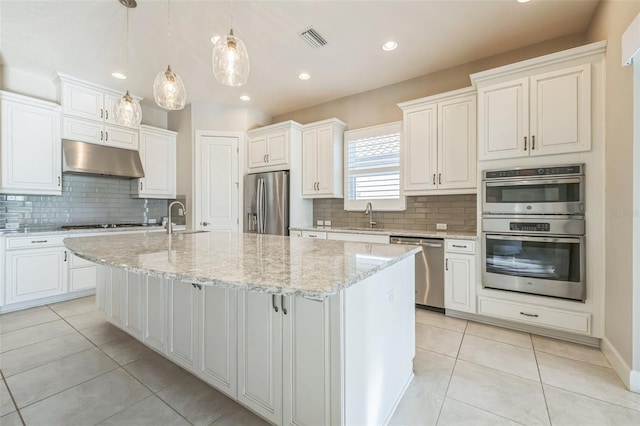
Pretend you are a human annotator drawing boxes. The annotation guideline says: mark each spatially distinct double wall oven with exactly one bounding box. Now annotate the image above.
[481,165,586,302]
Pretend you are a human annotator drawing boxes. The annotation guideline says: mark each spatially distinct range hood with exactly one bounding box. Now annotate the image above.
[62,139,145,178]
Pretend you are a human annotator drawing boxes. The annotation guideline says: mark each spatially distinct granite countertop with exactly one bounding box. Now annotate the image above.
[0,224,165,237]
[64,231,421,301]
[290,226,479,241]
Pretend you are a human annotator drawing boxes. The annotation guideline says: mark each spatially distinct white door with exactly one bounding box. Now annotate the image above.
[403,106,437,192]
[167,280,198,372]
[266,131,289,167]
[136,130,176,198]
[301,129,318,196]
[5,248,67,304]
[103,93,121,125]
[248,136,268,170]
[198,286,237,398]
[444,254,476,313]
[196,134,240,232]
[438,94,477,190]
[237,290,283,424]
[144,275,167,353]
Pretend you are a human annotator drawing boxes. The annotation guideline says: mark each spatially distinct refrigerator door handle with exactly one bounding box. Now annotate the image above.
[256,178,263,233]
[260,178,267,233]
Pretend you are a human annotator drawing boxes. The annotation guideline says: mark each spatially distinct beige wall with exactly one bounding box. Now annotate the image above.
[274,34,586,128]
[587,0,640,369]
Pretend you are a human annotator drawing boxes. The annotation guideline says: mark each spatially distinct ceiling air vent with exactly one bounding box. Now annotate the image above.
[299,27,328,49]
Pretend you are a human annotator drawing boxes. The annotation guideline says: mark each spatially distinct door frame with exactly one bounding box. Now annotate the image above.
[193,130,244,231]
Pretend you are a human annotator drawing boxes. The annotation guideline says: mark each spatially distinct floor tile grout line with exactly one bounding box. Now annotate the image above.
[531,335,553,425]
[542,383,640,414]
[0,316,61,336]
[1,368,26,426]
[415,320,467,334]
[533,347,613,370]
[454,357,543,384]
[434,345,460,425]
[0,327,80,357]
[445,395,529,425]
[463,331,534,351]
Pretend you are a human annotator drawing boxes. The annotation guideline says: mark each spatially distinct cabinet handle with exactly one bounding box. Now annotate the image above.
[105,110,109,120]
[281,295,287,315]
[524,136,528,151]
[272,294,279,313]
[100,108,104,119]
[438,173,442,185]
[64,251,68,262]
[140,181,143,190]
[101,130,104,141]
[31,240,48,244]
[267,154,269,162]
[308,234,317,238]
[445,258,448,271]
[263,154,267,163]
[520,312,539,318]
[433,174,436,185]
[57,176,61,186]
[452,244,467,248]
[532,135,536,150]
[105,131,108,141]
[202,221,209,226]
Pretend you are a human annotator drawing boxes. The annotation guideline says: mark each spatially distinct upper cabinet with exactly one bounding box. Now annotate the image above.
[246,121,302,173]
[471,42,605,161]
[56,74,140,150]
[131,125,177,199]
[302,118,346,198]
[0,91,62,196]
[398,88,477,195]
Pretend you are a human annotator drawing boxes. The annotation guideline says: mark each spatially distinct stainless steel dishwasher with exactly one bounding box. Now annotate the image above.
[390,236,445,310]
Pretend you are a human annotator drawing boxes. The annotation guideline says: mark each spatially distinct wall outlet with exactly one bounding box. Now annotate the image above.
[324,220,332,227]
[147,218,157,224]
[5,222,19,230]
[436,223,447,231]
[316,220,324,227]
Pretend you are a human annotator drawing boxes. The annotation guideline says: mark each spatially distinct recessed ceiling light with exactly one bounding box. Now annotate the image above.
[111,72,127,80]
[240,95,251,101]
[517,0,531,3]
[298,72,311,80]
[210,35,221,44]
[382,41,398,51]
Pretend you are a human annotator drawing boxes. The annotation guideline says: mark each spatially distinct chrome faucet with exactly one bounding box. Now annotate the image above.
[364,202,377,229]
[167,201,186,234]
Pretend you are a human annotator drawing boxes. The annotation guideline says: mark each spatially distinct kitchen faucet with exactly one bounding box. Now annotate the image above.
[167,201,186,234]
[364,202,377,229]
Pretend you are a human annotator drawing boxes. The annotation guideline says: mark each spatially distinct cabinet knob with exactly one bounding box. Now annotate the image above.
[202,221,209,226]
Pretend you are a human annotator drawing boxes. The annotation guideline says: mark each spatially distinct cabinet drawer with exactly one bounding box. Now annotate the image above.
[7,235,66,250]
[301,231,327,239]
[445,240,475,254]
[478,296,591,335]
[327,232,389,244]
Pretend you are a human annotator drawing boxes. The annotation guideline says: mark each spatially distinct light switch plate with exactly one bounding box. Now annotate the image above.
[5,222,19,230]
[436,223,447,230]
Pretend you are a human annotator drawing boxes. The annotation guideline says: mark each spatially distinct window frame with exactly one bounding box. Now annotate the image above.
[343,121,406,212]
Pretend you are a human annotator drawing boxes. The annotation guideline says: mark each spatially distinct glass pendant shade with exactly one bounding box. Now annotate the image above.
[114,90,142,127]
[212,29,250,87]
[154,65,186,110]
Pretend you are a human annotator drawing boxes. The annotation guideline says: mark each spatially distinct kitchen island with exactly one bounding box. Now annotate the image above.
[64,231,419,426]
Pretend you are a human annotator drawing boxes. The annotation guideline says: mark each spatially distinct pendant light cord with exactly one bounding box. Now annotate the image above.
[126,6,130,80]
[168,0,171,58]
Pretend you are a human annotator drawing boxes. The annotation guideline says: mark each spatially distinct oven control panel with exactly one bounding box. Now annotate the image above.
[484,164,584,180]
[509,222,551,232]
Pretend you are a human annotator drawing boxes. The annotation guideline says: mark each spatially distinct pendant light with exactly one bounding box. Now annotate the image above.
[115,0,142,127]
[153,0,186,110]
[212,1,250,87]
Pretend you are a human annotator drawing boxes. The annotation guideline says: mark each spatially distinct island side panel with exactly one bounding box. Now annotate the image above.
[343,255,416,425]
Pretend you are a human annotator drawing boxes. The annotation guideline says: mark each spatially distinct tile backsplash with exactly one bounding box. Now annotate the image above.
[0,174,169,230]
[313,194,477,232]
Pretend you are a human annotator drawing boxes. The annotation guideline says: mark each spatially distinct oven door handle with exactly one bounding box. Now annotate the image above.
[485,178,582,187]
[485,234,582,244]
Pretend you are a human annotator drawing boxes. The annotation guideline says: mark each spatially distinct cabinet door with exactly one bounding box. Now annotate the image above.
[167,280,198,372]
[108,268,125,326]
[135,130,176,198]
[198,286,237,398]
[478,78,529,160]
[5,247,67,304]
[62,116,103,145]
[1,100,61,195]
[402,106,437,192]
[103,93,121,126]
[104,125,139,150]
[124,271,144,340]
[283,296,331,426]
[69,266,98,292]
[438,95,477,190]
[444,254,476,313]
[315,126,336,196]
[62,83,104,121]
[248,136,268,169]
[237,290,282,424]
[266,132,289,167]
[530,64,591,156]
[301,129,318,196]
[144,275,167,353]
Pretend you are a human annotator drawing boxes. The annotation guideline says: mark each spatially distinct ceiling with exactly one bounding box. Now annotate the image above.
[0,0,599,117]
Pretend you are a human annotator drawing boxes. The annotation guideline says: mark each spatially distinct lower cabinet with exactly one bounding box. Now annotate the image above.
[144,275,167,353]
[124,271,144,340]
[5,246,68,304]
[444,239,477,313]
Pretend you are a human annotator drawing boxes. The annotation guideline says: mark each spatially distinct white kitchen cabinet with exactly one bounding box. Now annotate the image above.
[143,275,167,353]
[108,268,125,327]
[96,265,107,314]
[124,271,144,340]
[167,280,199,372]
[476,64,592,161]
[326,231,390,244]
[5,246,68,305]
[62,116,139,150]
[444,239,476,313]
[302,118,346,198]
[398,88,476,195]
[300,230,327,239]
[238,290,332,425]
[131,126,177,199]
[69,259,98,292]
[247,121,302,173]
[0,91,62,196]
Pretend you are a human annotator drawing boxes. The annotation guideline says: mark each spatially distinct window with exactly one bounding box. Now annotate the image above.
[344,121,405,211]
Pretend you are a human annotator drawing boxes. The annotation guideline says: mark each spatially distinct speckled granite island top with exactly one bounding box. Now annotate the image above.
[64,231,421,300]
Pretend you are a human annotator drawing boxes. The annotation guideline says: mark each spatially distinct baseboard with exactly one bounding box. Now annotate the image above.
[630,369,640,393]
[601,337,633,391]
[0,289,96,314]
[382,366,414,426]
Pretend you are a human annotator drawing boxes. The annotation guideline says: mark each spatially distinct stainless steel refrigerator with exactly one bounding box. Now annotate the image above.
[244,171,289,236]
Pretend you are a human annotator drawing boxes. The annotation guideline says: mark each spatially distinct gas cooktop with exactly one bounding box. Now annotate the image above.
[60,223,153,230]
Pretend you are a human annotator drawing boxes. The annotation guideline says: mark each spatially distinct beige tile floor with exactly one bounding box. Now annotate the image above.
[0,297,638,426]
